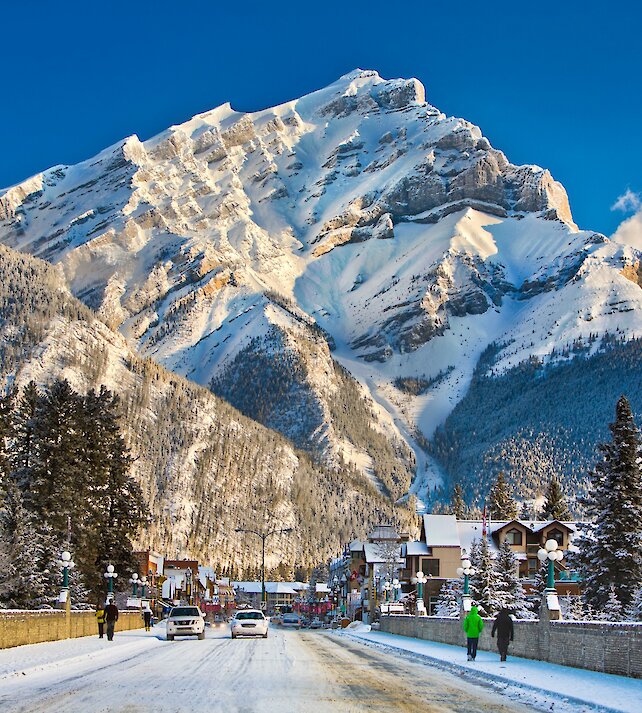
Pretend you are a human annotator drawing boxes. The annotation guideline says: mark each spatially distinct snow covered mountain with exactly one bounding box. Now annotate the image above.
[2,69,642,509]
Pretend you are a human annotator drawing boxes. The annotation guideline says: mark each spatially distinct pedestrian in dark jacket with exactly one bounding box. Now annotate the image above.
[462,605,484,661]
[95,604,106,638]
[143,604,152,631]
[491,608,514,661]
[104,600,119,641]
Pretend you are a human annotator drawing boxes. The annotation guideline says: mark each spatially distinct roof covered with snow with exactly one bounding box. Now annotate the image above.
[423,515,461,547]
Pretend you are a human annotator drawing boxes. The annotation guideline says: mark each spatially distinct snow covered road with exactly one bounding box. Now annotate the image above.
[1,625,545,712]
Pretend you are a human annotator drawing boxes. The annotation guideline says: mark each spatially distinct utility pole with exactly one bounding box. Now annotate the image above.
[235,525,293,609]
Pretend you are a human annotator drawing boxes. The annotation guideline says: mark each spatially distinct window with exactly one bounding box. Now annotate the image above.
[422,559,440,577]
[236,611,265,620]
[547,528,564,546]
[505,528,523,545]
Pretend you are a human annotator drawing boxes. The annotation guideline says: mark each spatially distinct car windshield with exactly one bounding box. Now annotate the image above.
[170,607,200,617]
[283,615,298,621]
[235,611,263,620]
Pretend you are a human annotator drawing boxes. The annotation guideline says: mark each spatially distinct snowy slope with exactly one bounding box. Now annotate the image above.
[2,69,642,506]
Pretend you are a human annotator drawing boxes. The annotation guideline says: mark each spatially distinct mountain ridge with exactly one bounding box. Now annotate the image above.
[2,69,642,512]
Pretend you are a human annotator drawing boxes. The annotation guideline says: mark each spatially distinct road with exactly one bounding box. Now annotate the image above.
[0,625,541,713]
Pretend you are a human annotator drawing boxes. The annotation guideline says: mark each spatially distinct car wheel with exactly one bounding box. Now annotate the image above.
[167,635,174,641]
[263,632,268,638]
[198,632,205,640]
[231,633,236,639]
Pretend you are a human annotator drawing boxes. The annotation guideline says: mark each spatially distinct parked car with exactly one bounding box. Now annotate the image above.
[309,617,323,629]
[281,613,302,629]
[230,609,269,639]
[166,606,205,640]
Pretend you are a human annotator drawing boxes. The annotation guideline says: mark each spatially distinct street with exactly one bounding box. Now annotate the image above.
[0,625,541,713]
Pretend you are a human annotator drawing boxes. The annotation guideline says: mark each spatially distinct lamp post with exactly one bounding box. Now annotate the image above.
[235,526,293,610]
[383,580,392,602]
[413,571,428,615]
[58,550,75,637]
[456,556,476,613]
[140,576,148,599]
[332,576,339,618]
[185,568,192,605]
[129,572,139,597]
[392,578,401,601]
[537,539,564,591]
[340,573,347,617]
[104,564,118,597]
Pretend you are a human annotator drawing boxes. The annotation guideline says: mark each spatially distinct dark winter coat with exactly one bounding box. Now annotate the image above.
[462,606,484,638]
[104,603,119,622]
[491,610,514,640]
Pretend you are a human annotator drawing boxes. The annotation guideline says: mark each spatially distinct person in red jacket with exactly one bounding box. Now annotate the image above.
[462,605,484,661]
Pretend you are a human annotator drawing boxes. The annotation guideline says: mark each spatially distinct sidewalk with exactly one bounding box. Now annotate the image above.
[340,627,642,713]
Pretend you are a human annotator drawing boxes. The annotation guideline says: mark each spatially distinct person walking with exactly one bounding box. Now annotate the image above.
[104,598,119,641]
[143,604,152,631]
[462,604,484,661]
[95,603,106,638]
[491,608,514,662]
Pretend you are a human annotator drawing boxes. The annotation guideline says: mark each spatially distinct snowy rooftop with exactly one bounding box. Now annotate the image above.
[423,515,461,547]
[234,581,300,595]
[363,543,404,564]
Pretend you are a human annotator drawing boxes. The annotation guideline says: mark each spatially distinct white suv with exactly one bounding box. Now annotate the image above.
[166,606,205,640]
[230,609,268,638]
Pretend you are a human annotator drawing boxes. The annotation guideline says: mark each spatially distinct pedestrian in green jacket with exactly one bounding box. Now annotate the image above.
[462,605,484,661]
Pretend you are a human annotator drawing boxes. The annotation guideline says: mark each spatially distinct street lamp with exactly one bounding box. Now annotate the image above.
[140,576,148,598]
[382,580,392,602]
[456,557,476,596]
[538,538,564,591]
[129,572,139,596]
[235,526,293,610]
[58,550,75,592]
[392,578,401,601]
[412,571,428,614]
[340,573,347,617]
[104,564,118,596]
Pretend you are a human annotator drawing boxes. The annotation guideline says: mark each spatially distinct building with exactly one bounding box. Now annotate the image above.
[234,581,302,612]
[402,515,581,614]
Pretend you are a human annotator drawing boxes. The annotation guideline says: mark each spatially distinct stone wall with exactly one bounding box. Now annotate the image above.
[0,610,144,649]
[379,615,642,678]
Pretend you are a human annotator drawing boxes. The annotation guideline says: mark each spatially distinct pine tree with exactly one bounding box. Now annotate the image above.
[494,540,533,618]
[488,472,518,520]
[625,585,642,622]
[469,537,500,616]
[599,585,624,622]
[577,396,642,610]
[451,484,466,519]
[0,389,14,485]
[0,480,52,607]
[9,381,39,499]
[541,474,571,521]
[434,577,461,617]
[532,561,548,600]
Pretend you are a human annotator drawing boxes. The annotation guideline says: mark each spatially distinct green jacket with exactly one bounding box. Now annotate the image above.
[462,606,484,638]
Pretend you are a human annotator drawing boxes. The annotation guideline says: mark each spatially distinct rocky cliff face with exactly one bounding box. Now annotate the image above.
[2,69,642,510]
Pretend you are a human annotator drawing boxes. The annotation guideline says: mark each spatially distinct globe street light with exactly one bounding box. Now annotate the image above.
[456,557,476,596]
[414,571,428,614]
[58,550,75,592]
[104,564,118,595]
[140,576,148,598]
[392,578,402,601]
[382,580,392,602]
[129,572,139,597]
[537,539,564,591]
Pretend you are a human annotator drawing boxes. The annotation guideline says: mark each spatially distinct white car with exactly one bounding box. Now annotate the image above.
[166,606,205,640]
[230,609,269,638]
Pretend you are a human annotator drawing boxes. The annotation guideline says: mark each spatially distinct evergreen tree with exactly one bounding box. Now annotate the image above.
[577,396,642,610]
[469,537,500,616]
[0,480,52,607]
[434,577,461,617]
[494,540,533,618]
[0,389,14,485]
[625,585,642,622]
[541,474,571,521]
[599,585,624,622]
[8,381,39,499]
[451,484,466,519]
[488,472,518,520]
[532,561,548,600]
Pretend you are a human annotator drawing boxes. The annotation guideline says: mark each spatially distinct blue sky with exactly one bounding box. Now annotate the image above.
[1,0,640,235]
